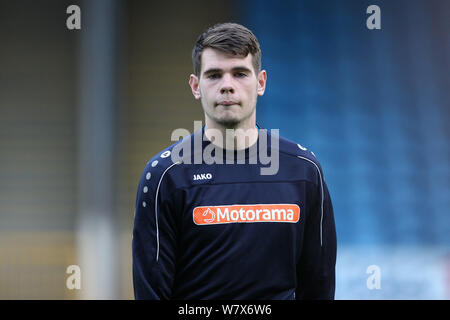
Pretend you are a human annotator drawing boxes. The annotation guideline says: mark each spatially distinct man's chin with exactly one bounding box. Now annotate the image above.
[215,117,241,128]
[204,106,252,128]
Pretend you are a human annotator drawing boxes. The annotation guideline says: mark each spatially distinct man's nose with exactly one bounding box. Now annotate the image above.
[220,74,235,94]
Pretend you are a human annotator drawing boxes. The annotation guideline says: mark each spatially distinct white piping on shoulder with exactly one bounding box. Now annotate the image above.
[155,161,181,262]
[296,156,324,247]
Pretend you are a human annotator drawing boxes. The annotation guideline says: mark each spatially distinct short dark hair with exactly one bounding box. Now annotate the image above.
[192,22,262,78]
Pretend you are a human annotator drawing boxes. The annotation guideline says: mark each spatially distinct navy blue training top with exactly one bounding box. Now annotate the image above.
[132,127,337,300]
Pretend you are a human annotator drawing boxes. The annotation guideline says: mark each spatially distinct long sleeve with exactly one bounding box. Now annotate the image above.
[296,178,337,299]
[132,161,178,300]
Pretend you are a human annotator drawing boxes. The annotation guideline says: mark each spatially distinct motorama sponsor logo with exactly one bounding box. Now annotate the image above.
[193,204,300,225]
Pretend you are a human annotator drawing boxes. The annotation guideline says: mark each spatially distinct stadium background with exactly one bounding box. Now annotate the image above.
[0,0,448,299]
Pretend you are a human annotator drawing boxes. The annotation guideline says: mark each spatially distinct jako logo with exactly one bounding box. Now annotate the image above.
[193,173,212,181]
[193,204,300,225]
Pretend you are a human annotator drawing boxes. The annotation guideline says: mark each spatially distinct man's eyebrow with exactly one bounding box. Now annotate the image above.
[203,68,222,75]
[203,66,253,75]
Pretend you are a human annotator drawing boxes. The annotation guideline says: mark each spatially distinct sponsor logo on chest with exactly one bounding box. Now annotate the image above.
[193,204,300,225]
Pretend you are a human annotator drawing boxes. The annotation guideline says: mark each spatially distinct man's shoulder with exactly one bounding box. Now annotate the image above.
[268,130,322,168]
[138,137,188,186]
[138,128,205,185]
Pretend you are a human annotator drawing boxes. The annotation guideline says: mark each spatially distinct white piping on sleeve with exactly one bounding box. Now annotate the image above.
[297,156,324,247]
[154,161,181,262]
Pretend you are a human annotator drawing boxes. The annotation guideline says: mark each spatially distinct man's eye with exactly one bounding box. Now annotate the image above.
[208,74,220,79]
[235,72,247,78]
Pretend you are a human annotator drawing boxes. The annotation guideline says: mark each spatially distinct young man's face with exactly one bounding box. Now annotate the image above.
[189,48,266,128]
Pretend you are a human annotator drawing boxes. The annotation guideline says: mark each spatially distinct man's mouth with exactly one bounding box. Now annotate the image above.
[217,100,238,106]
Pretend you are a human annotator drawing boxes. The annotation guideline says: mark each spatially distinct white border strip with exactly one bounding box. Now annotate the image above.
[297,156,324,247]
[155,161,180,261]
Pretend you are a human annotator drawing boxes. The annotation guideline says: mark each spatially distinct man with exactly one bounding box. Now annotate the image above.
[132,22,337,299]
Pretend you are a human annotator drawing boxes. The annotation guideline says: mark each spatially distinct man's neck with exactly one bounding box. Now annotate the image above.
[204,116,258,151]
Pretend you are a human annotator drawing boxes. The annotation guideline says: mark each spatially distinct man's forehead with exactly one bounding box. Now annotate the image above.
[201,48,253,72]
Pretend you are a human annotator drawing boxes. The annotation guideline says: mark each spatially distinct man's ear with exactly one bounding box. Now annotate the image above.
[257,70,267,96]
[189,74,201,100]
